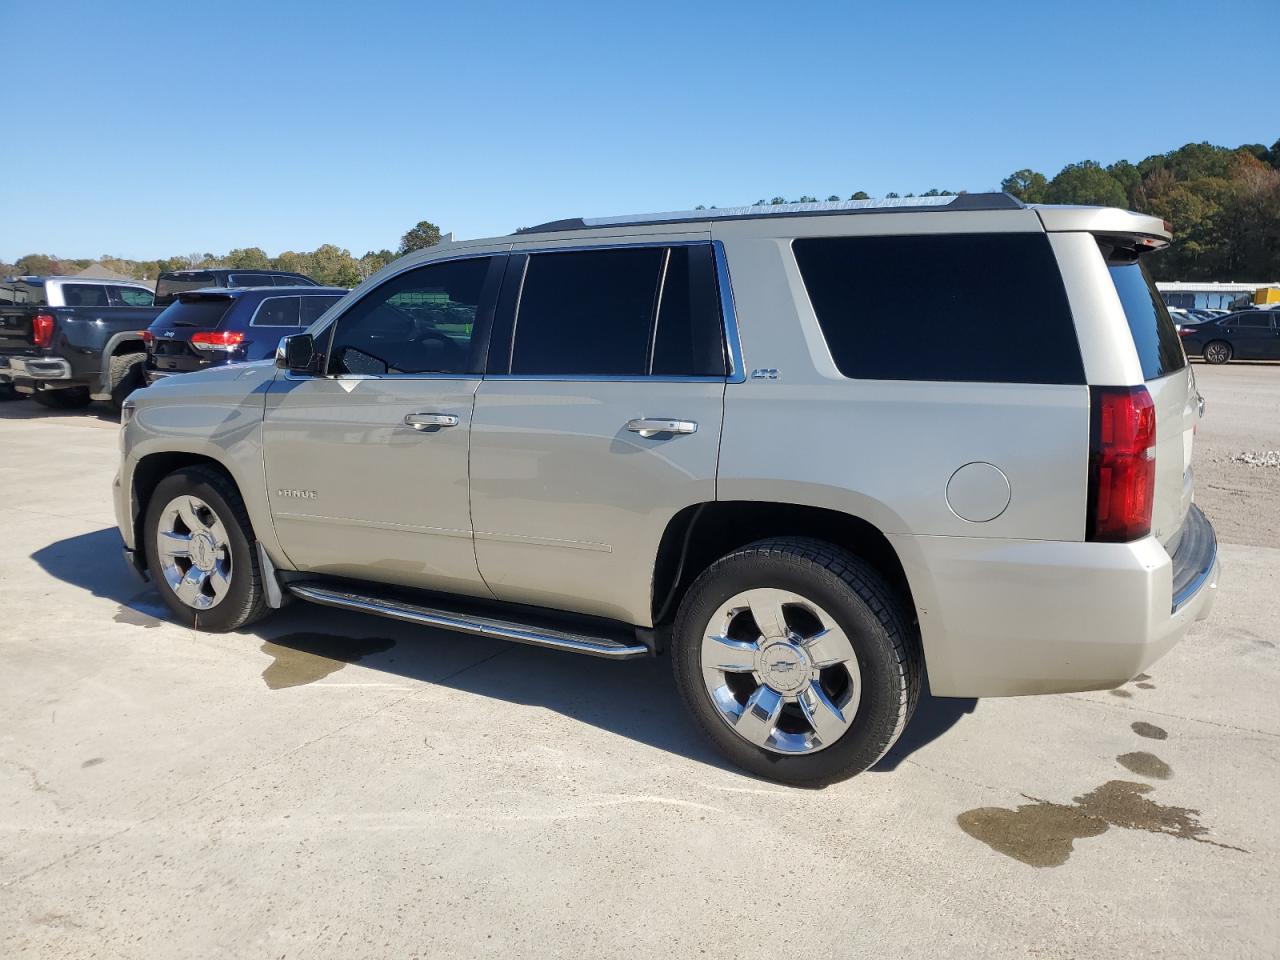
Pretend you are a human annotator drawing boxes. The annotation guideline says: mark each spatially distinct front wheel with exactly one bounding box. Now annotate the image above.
[672,538,920,786]
[1203,340,1232,364]
[143,466,271,631]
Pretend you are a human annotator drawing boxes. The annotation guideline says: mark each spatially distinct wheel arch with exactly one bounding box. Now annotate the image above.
[130,451,244,569]
[652,500,916,630]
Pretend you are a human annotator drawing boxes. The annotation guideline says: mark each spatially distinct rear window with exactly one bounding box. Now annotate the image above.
[793,234,1084,384]
[150,295,235,332]
[1103,250,1187,380]
[155,272,217,306]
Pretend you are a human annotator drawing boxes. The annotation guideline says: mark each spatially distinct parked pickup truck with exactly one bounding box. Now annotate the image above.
[0,276,160,409]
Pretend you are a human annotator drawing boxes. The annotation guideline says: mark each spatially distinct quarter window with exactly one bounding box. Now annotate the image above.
[324,257,492,376]
[793,234,1085,384]
[253,296,302,327]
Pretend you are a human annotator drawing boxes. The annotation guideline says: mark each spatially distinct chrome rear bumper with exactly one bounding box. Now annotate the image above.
[1171,503,1217,613]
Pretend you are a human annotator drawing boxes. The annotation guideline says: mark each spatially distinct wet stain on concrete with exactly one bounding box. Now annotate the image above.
[1117,751,1172,780]
[80,758,105,768]
[113,604,164,629]
[1109,688,1133,698]
[1134,673,1151,682]
[260,633,396,690]
[1131,721,1168,740]
[1136,682,1155,690]
[958,780,1245,867]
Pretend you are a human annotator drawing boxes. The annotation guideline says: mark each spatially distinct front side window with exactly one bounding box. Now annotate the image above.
[508,245,725,377]
[110,286,155,306]
[61,284,111,307]
[794,234,1085,384]
[324,257,491,376]
[274,274,318,287]
[252,296,301,327]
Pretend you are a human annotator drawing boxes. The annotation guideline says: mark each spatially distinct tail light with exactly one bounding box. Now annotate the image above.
[1087,386,1156,542]
[190,330,246,352]
[141,330,154,344]
[1177,327,1193,337]
[32,312,55,348]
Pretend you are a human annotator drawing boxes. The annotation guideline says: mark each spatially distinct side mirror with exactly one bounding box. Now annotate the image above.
[276,333,318,373]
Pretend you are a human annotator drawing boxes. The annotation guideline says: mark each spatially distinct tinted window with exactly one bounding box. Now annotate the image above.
[1106,257,1187,380]
[511,248,663,376]
[651,246,727,376]
[61,284,110,307]
[252,296,301,326]
[109,286,154,306]
[228,272,273,288]
[325,257,491,375]
[1233,313,1272,328]
[273,274,318,287]
[149,296,235,333]
[793,234,1084,383]
[300,295,342,325]
[155,272,217,306]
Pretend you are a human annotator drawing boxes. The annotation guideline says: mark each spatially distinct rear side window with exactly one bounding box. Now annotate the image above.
[61,284,110,307]
[793,234,1085,384]
[1105,254,1187,380]
[109,286,154,306]
[252,296,301,326]
[300,295,342,325]
[1231,313,1272,329]
[508,245,725,377]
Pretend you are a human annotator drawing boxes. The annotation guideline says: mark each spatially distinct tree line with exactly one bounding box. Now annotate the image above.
[5,138,1278,285]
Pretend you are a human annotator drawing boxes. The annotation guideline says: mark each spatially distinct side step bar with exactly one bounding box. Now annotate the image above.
[286,582,651,660]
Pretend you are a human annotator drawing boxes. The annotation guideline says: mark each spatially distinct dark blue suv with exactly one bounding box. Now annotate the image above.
[143,286,347,384]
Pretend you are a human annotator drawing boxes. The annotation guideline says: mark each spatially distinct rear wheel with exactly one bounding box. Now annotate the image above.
[1203,340,1232,364]
[32,386,92,409]
[143,466,271,632]
[108,352,146,410]
[672,537,920,786]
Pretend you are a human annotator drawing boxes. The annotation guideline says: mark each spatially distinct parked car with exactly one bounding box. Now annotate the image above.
[143,286,347,384]
[0,276,160,408]
[115,194,1218,785]
[154,269,320,306]
[1179,310,1280,362]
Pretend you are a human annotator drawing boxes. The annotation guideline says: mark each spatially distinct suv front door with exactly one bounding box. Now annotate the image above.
[263,253,506,597]
[469,240,730,626]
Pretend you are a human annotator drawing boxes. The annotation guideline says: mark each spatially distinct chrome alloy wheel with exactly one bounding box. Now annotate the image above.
[700,588,861,755]
[1204,342,1230,363]
[155,495,232,611]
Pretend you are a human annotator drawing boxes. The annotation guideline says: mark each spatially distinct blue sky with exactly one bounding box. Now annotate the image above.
[1,0,1275,261]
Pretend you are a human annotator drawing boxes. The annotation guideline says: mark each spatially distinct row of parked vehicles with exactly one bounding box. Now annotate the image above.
[0,269,337,407]
[1170,305,1280,363]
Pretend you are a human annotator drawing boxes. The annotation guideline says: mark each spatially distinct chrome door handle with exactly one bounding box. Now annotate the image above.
[626,418,698,438]
[404,413,460,430]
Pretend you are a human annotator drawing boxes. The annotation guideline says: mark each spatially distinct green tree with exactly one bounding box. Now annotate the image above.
[1000,169,1048,203]
[15,253,63,275]
[308,244,361,287]
[827,195,841,202]
[1044,161,1127,207]
[849,191,870,200]
[224,247,271,269]
[399,220,442,255]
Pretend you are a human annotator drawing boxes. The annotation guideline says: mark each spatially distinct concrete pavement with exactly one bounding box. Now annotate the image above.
[1,365,1277,959]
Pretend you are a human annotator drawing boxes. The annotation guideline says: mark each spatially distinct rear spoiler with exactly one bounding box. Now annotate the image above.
[1031,205,1172,251]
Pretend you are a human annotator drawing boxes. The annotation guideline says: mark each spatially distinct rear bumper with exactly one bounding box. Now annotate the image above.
[889,511,1221,697]
[0,355,73,382]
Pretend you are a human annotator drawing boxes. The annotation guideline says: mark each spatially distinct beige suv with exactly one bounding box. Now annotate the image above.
[115,194,1220,785]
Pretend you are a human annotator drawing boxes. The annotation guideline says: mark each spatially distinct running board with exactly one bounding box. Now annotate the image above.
[286,583,651,660]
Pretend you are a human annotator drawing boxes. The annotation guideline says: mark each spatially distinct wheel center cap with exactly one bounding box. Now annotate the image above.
[190,532,217,572]
[758,641,811,694]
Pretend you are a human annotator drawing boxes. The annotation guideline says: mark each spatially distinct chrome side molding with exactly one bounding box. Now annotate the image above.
[286,582,650,659]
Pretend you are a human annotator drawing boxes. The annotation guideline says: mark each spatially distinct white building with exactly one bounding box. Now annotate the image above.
[1156,280,1279,310]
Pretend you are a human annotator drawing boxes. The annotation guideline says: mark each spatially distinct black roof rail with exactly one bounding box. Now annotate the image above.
[515,192,1025,235]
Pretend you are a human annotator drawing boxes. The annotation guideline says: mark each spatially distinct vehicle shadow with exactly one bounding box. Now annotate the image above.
[32,526,976,781]
[0,395,119,422]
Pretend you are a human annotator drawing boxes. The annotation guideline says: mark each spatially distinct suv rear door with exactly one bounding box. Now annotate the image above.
[468,239,728,626]
[262,254,506,598]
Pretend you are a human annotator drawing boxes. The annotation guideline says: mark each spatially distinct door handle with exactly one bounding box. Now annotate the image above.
[404,413,460,430]
[626,418,698,438]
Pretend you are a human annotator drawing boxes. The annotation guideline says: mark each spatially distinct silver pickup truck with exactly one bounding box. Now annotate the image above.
[114,194,1219,784]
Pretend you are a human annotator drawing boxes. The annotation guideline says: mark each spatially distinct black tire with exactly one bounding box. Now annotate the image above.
[32,386,92,409]
[672,537,921,786]
[108,351,146,410]
[143,465,271,632]
[1203,340,1232,364]
[0,383,19,401]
